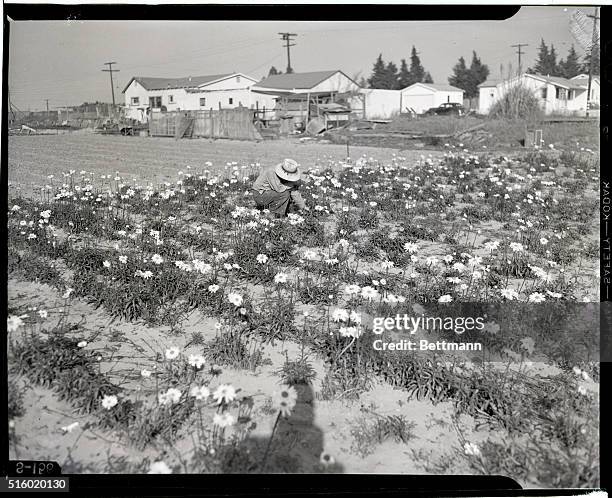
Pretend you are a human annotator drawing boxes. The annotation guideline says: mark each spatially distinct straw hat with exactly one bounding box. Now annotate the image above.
[275,158,301,182]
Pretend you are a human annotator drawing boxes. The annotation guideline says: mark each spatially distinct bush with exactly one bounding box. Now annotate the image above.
[489,82,544,121]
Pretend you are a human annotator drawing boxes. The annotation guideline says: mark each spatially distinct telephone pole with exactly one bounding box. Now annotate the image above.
[586,7,599,117]
[278,33,297,74]
[45,99,50,116]
[102,62,120,106]
[511,43,528,75]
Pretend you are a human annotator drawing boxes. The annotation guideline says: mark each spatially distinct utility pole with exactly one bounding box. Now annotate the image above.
[511,43,528,75]
[278,33,297,74]
[586,7,599,117]
[45,99,50,115]
[102,62,120,106]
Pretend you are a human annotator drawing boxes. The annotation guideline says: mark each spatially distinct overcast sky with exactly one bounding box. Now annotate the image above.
[8,6,589,111]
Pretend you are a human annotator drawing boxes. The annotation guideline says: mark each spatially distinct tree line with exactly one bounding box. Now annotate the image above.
[527,39,598,78]
[360,48,490,99]
[264,40,597,97]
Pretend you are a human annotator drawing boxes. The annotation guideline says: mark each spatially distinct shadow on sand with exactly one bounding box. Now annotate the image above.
[221,384,344,473]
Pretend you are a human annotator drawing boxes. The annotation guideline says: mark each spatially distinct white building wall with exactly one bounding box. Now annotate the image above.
[400,84,464,114]
[432,90,464,107]
[310,72,361,94]
[349,89,401,119]
[478,86,499,114]
[400,91,435,114]
[123,76,276,122]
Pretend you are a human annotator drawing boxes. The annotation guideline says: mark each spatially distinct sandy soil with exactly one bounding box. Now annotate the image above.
[8,278,487,476]
[8,132,438,196]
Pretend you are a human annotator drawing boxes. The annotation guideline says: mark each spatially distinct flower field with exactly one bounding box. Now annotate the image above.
[7,137,600,485]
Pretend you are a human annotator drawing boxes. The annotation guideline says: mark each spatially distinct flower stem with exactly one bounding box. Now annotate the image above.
[260,411,281,472]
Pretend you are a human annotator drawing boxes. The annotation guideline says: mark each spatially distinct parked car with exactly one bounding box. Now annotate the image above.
[423,102,465,116]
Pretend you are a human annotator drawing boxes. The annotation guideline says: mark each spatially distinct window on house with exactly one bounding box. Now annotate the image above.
[200,98,206,107]
[229,97,234,105]
[149,96,162,108]
[592,89,596,100]
[168,95,175,104]
[131,97,139,105]
[555,88,567,100]
[541,88,547,99]
[489,92,494,98]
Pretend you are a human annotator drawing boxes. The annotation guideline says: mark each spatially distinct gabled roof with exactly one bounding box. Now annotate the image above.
[478,73,598,90]
[404,82,464,93]
[570,74,600,85]
[253,70,346,91]
[122,73,255,93]
[526,73,593,90]
[478,79,502,88]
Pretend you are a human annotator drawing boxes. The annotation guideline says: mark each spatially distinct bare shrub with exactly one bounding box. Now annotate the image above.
[489,83,544,121]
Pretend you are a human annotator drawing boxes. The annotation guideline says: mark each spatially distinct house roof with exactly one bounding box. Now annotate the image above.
[253,70,346,91]
[122,73,252,93]
[478,79,502,88]
[405,82,464,93]
[478,73,599,90]
[570,75,599,85]
[528,73,594,90]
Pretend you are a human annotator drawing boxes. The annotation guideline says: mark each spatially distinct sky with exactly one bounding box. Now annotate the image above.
[8,6,590,111]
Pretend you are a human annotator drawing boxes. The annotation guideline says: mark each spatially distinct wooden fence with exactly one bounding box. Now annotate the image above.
[149,108,263,141]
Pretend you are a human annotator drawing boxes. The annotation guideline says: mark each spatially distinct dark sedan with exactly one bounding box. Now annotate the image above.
[424,103,465,116]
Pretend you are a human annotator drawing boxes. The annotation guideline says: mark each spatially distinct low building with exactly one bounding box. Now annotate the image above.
[478,73,600,115]
[399,83,465,114]
[122,72,276,122]
[349,89,401,120]
[348,83,465,119]
[251,70,362,128]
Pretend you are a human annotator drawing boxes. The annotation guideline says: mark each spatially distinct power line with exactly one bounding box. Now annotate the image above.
[9,37,276,93]
[586,7,599,117]
[102,61,119,106]
[511,43,528,75]
[278,32,297,73]
[246,52,283,78]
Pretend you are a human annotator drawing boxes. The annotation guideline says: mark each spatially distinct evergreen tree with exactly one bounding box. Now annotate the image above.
[384,61,399,89]
[533,38,550,75]
[449,52,489,99]
[466,51,490,98]
[582,43,600,76]
[559,45,581,78]
[367,54,388,88]
[398,59,411,88]
[358,76,368,88]
[268,66,281,76]
[548,44,559,75]
[423,72,434,84]
[448,56,469,90]
[408,46,425,84]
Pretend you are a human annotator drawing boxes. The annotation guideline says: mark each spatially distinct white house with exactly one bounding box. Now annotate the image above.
[122,72,276,122]
[478,73,600,115]
[399,83,465,114]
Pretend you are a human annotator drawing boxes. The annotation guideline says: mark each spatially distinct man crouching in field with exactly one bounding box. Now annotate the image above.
[252,158,308,217]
